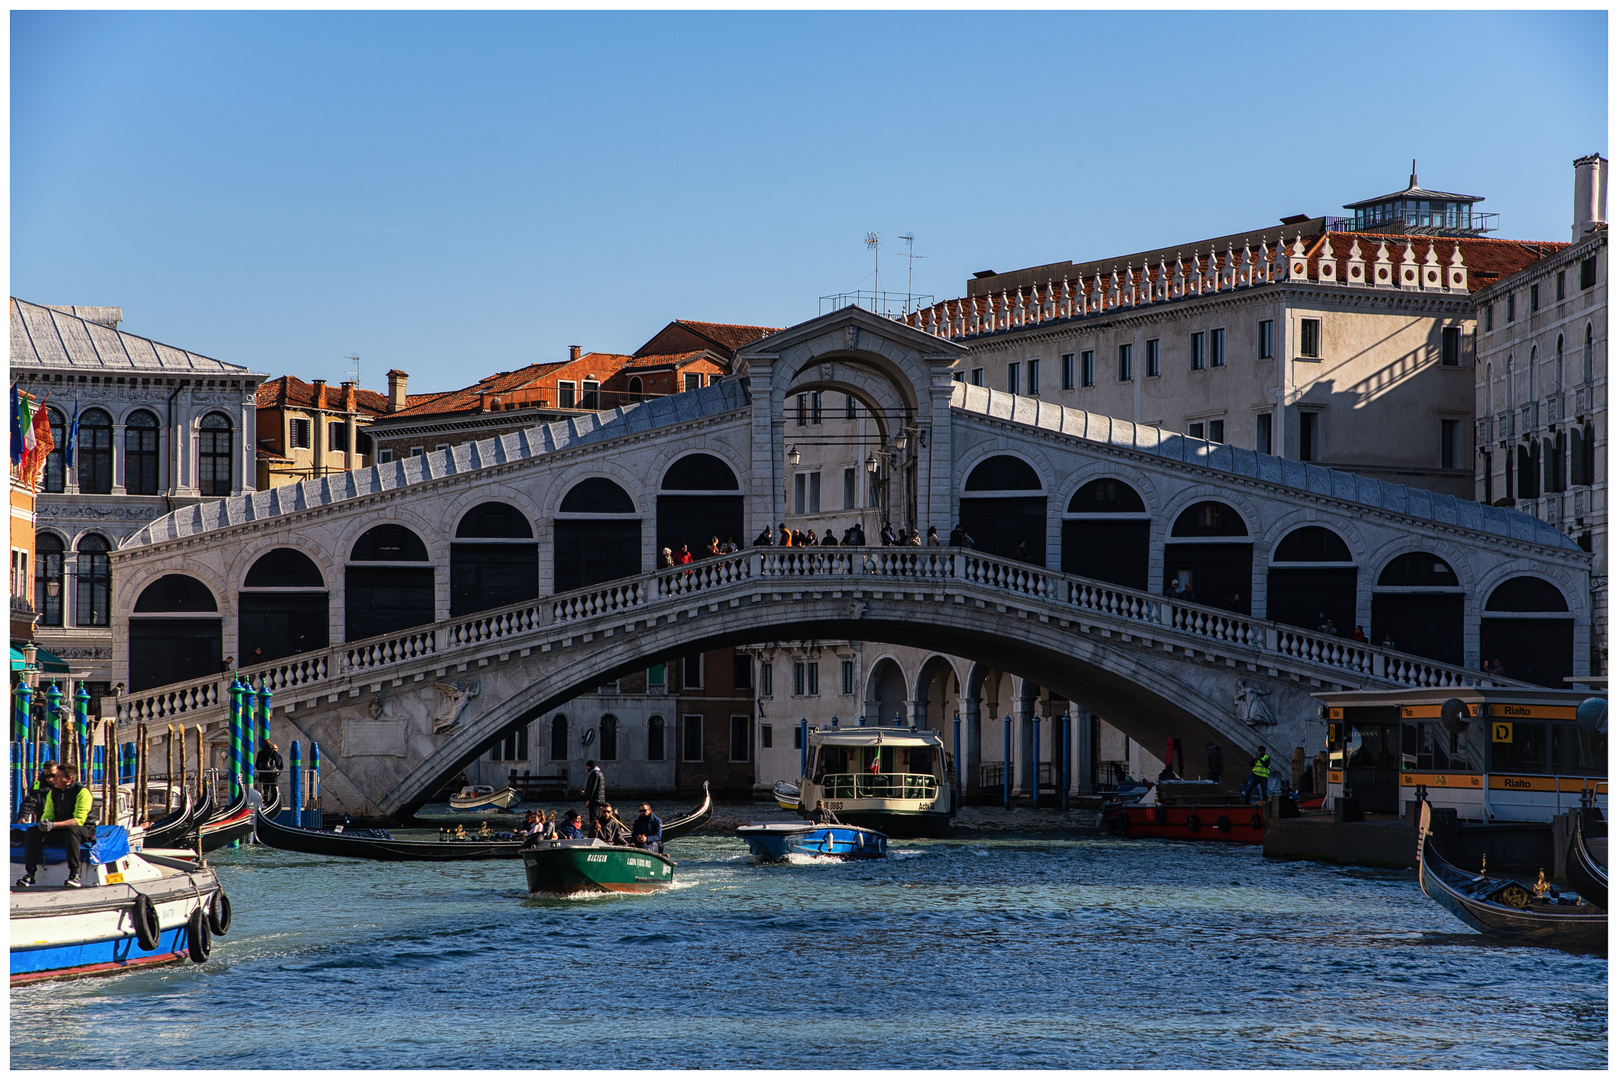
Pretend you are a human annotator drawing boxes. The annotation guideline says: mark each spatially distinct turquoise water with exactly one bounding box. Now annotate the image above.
[10,824,1607,1069]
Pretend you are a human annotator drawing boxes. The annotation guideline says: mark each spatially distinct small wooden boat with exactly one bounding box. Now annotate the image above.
[1102,781,1263,843]
[1564,806,1607,910]
[737,821,888,861]
[1416,799,1606,953]
[773,781,801,813]
[521,838,675,895]
[10,826,230,984]
[448,785,520,813]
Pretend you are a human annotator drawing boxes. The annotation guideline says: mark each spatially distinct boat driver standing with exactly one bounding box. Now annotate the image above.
[581,759,607,828]
[630,802,663,852]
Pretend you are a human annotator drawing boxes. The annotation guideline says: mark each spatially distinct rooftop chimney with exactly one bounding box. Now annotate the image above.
[386,369,409,413]
[1573,153,1607,241]
[569,345,582,362]
[311,379,327,410]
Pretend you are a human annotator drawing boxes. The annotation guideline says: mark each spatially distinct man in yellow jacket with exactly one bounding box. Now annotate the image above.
[16,763,94,888]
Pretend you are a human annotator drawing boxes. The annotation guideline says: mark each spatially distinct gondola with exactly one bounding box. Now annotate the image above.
[139,788,204,849]
[1416,799,1606,954]
[1565,805,1607,910]
[198,787,280,853]
[252,782,712,862]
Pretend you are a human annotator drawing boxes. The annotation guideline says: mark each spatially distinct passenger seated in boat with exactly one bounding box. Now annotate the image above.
[17,761,57,823]
[594,805,632,846]
[557,811,587,839]
[515,811,543,837]
[807,800,840,825]
[630,803,663,852]
[16,764,93,889]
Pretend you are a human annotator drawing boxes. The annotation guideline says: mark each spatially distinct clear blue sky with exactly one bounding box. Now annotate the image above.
[12,10,1608,395]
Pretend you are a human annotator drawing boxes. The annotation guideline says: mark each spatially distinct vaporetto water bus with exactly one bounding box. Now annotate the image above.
[776,723,957,838]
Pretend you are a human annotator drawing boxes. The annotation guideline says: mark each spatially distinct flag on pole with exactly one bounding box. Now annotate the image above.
[18,391,36,460]
[9,385,23,467]
[64,398,80,467]
[20,397,53,491]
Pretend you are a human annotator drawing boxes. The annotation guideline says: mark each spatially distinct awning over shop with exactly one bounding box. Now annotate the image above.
[9,646,72,674]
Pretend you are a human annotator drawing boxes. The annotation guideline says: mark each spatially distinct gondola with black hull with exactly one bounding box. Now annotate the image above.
[197,787,279,852]
[1416,798,1606,954]
[253,782,712,861]
[139,788,205,849]
[1565,802,1607,910]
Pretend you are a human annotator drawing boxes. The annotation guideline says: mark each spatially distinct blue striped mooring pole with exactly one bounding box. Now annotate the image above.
[289,740,303,827]
[1003,716,1011,809]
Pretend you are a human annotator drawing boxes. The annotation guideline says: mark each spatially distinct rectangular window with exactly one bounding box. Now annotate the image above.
[810,392,823,425]
[952,372,964,383]
[489,726,530,762]
[730,716,750,762]
[1299,319,1321,359]
[808,472,821,513]
[1299,411,1320,462]
[1210,328,1226,368]
[1007,363,1020,395]
[760,724,773,751]
[436,444,450,453]
[682,653,702,689]
[1581,255,1597,290]
[1258,319,1274,359]
[581,380,600,409]
[793,661,805,695]
[1080,351,1095,387]
[971,368,984,387]
[1188,422,1204,439]
[845,394,857,419]
[1507,294,1516,323]
[758,661,773,697]
[328,422,348,452]
[1062,353,1075,390]
[1530,284,1540,312]
[684,373,702,392]
[1557,270,1566,301]
[410,446,425,457]
[793,473,805,515]
[356,431,372,455]
[1440,418,1460,469]
[1117,343,1132,382]
[558,382,576,408]
[1145,339,1160,378]
[682,715,703,762]
[807,662,819,695]
[796,394,807,426]
[793,725,804,750]
[1208,419,1224,443]
[289,418,311,449]
[1190,332,1205,370]
[648,662,667,691]
[1256,412,1274,455]
[1441,326,1462,366]
[733,651,752,690]
[1028,358,1040,395]
[841,659,855,695]
[1486,304,1494,332]
[843,467,856,510]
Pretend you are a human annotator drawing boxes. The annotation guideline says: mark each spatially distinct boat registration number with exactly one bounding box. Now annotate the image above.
[104,871,124,884]
[825,802,844,811]
[586,854,608,863]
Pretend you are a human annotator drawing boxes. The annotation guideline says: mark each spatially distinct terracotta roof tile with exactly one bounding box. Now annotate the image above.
[257,374,390,414]
[384,354,634,419]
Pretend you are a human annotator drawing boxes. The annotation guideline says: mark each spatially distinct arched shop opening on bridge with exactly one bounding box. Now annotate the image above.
[657,453,743,559]
[451,502,538,617]
[864,656,908,726]
[1265,526,1356,634]
[959,455,1045,563]
[1481,576,1575,687]
[239,548,329,664]
[554,477,640,591]
[1061,478,1148,589]
[346,524,434,640]
[1163,501,1251,615]
[1370,553,1464,664]
[129,574,221,691]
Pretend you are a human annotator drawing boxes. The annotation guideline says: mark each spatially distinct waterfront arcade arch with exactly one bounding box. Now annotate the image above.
[239,548,329,664]
[1481,576,1573,687]
[1265,526,1356,634]
[911,654,960,732]
[1370,553,1464,664]
[554,477,639,591]
[1061,478,1149,589]
[129,574,221,691]
[656,453,743,559]
[346,524,433,641]
[1163,501,1251,614]
[864,655,909,726]
[450,502,538,617]
[959,454,1046,562]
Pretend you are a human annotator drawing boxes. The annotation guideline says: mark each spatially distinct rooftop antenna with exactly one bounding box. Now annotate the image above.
[897,233,926,315]
[344,355,361,386]
[864,232,880,308]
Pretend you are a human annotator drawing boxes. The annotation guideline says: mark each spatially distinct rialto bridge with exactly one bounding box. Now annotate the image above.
[107,307,1590,816]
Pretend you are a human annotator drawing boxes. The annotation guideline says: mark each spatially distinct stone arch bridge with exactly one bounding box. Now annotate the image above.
[106,307,1588,816]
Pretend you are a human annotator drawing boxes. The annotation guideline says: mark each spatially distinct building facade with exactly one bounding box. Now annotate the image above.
[255,376,388,488]
[9,299,263,695]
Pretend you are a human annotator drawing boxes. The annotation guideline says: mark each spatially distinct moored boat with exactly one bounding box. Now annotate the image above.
[197,786,279,852]
[1566,806,1607,909]
[737,821,888,861]
[1102,780,1264,843]
[448,785,520,813]
[773,781,801,813]
[521,838,675,894]
[786,725,955,838]
[1416,798,1606,953]
[10,826,230,984]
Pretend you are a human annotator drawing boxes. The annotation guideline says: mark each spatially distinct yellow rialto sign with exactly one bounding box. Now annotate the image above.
[1400,773,1483,788]
[1489,775,1609,793]
[1327,770,1343,784]
[1492,722,1513,743]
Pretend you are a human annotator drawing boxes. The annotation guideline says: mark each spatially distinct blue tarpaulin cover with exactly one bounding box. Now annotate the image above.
[90,826,130,865]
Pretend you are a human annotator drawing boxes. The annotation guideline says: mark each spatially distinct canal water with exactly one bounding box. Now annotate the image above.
[10,814,1607,1069]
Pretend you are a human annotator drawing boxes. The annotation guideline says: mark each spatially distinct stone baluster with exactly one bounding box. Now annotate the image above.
[1154,257,1168,303]
[1000,289,1011,331]
[1059,277,1071,319]
[1222,242,1236,289]
[1172,252,1185,298]
[1107,267,1120,308]
[1091,271,1104,312]
[1238,240,1253,287]
[968,298,980,335]
[1447,242,1468,292]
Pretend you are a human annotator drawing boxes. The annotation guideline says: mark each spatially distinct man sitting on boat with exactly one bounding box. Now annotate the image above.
[16,764,93,889]
[630,803,663,852]
[594,805,632,846]
[558,811,587,839]
[807,800,840,825]
[16,760,57,823]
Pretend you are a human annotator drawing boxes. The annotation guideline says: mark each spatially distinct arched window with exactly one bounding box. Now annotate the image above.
[125,410,161,496]
[661,454,740,491]
[1171,501,1248,537]
[1485,364,1493,417]
[42,409,66,494]
[965,455,1042,491]
[559,477,635,513]
[658,455,743,561]
[78,408,114,495]
[1164,502,1251,614]
[550,714,569,761]
[75,534,111,626]
[647,715,665,761]
[34,533,65,627]
[1506,355,1515,409]
[351,524,430,561]
[346,524,434,641]
[198,412,233,496]
[245,547,326,587]
[1485,576,1569,613]
[960,456,1047,564]
[129,573,222,691]
[1371,553,1462,664]
[1377,553,1459,587]
[451,503,538,616]
[600,715,619,761]
[1482,576,1573,687]
[556,478,641,591]
[241,548,329,663]
[1067,479,1145,514]
[1272,526,1352,562]
[134,574,218,612]
[1267,527,1355,634]
[1528,345,1538,402]
[628,376,644,402]
[1061,479,1148,589]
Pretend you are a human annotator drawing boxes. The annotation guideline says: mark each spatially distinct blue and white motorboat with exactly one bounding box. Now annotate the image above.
[737,821,889,861]
[10,826,229,984]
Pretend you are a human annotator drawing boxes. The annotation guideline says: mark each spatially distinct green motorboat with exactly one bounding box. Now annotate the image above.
[520,838,676,895]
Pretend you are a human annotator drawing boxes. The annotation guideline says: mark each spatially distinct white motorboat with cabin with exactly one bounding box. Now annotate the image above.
[783,723,956,837]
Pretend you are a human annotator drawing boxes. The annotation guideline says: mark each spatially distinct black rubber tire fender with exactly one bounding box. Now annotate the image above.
[1185,814,1201,833]
[1250,813,1264,831]
[1216,815,1231,834]
[133,893,161,952]
[208,889,232,936]
[186,909,211,963]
